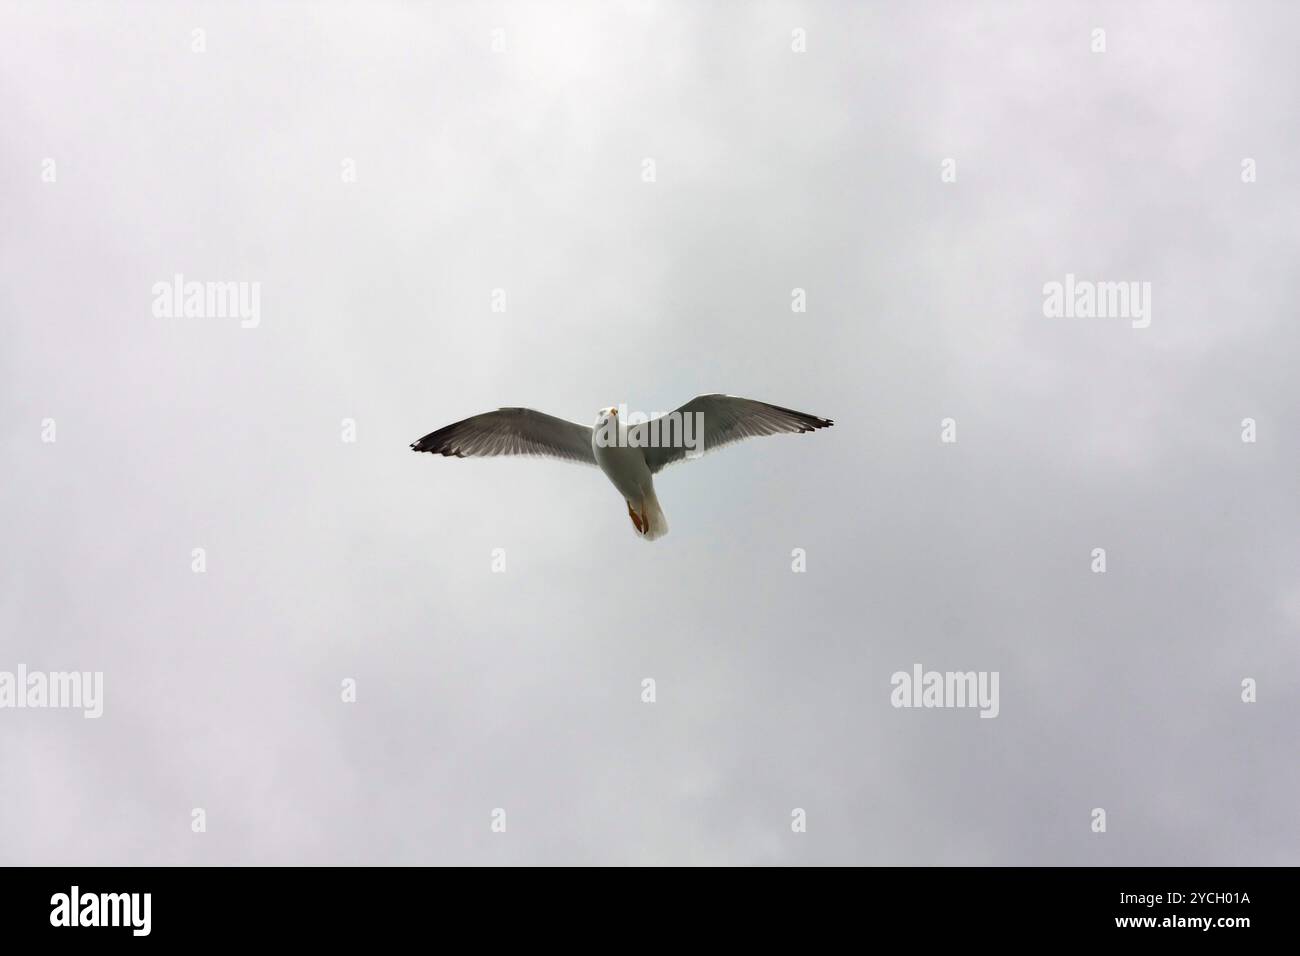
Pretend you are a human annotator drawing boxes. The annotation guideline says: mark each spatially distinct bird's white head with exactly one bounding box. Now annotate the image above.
[593,405,621,448]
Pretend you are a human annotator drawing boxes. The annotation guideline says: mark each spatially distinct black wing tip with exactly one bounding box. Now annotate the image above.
[743,397,832,433]
[410,428,467,457]
[411,441,466,458]
[799,416,833,432]
[788,409,833,432]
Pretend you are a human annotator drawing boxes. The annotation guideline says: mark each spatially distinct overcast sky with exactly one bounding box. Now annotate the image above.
[2,0,1297,865]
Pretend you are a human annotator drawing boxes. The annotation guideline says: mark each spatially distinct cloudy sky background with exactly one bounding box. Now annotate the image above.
[2,0,1297,864]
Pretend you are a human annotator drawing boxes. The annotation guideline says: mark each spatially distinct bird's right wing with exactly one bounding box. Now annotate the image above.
[634,394,832,474]
[410,408,597,466]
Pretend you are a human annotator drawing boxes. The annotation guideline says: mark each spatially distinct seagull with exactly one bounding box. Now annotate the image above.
[410,394,832,540]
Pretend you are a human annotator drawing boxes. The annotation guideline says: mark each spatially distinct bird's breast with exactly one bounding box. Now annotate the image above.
[593,441,652,498]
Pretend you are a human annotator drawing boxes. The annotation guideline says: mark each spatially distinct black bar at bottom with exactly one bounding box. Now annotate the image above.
[0,866,1285,942]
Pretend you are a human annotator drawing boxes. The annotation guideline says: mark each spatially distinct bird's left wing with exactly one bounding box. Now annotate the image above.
[632,394,832,474]
[410,407,597,466]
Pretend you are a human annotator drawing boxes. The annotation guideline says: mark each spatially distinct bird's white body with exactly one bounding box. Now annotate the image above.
[591,412,669,540]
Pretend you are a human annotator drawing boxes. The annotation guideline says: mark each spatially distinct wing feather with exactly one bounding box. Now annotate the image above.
[634,395,832,474]
[410,408,597,466]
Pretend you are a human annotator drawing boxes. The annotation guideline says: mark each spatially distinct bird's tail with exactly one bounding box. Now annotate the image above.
[642,490,668,541]
[628,490,669,541]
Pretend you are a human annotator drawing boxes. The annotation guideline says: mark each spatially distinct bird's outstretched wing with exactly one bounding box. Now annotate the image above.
[632,394,832,475]
[411,408,597,466]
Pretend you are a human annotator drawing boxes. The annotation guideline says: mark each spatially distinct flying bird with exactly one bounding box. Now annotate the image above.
[411,394,832,541]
